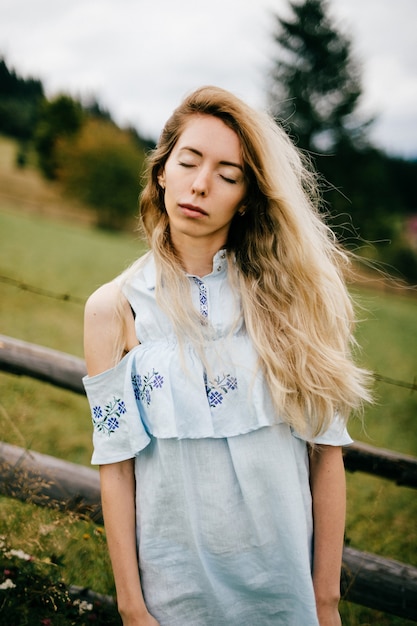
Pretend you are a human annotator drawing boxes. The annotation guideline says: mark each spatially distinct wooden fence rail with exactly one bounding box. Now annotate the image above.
[1,440,416,621]
[0,441,102,522]
[1,334,417,620]
[0,333,86,395]
[341,547,417,620]
[1,334,417,488]
[343,440,417,489]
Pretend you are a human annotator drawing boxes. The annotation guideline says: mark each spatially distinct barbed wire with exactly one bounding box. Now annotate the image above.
[1,271,416,393]
[0,274,85,305]
[374,373,417,392]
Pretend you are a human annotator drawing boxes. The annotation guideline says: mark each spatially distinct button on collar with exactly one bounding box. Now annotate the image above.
[212,249,227,274]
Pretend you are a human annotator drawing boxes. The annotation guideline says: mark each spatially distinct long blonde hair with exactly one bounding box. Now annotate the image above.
[123,85,371,436]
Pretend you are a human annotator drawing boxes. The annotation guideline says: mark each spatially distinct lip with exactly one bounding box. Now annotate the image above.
[178,203,208,218]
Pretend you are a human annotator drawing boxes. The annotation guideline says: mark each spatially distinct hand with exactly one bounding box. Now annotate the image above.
[122,615,160,626]
[316,602,342,626]
[120,609,160,626]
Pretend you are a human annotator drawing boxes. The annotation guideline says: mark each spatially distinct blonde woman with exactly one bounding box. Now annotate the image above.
[83,86,370,626]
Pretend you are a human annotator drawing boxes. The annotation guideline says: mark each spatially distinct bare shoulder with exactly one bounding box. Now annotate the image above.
[84,281,131,376]
[84,281,124,322]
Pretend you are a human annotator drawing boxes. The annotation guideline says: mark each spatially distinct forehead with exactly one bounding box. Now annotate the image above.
[175,115,243,162]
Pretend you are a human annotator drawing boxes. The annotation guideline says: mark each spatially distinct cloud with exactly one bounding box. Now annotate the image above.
[0,0,416,156]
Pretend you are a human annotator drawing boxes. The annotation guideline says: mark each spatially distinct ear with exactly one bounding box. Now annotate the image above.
[157,172,166,189]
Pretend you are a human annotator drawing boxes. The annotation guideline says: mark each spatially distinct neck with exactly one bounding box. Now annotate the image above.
[171,233,225,277]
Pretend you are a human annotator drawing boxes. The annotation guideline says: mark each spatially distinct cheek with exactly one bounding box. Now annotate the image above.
[163,188,175,213]
[161,167,176,196]
[163,168,183,199]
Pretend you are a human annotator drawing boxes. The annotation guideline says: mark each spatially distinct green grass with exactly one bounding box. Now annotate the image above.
[0,498,114,596]
[352,289,417,455]
[1,198,417,624]
[341,288,417,625]
[0,208,145,355]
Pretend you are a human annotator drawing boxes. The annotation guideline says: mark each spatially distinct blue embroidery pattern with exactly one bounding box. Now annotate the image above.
[205,374,238,408]
[92,397,126,436]
[132,370,164,406]
[192,277,208,318]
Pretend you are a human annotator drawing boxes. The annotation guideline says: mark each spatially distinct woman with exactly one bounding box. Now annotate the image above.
[83,86,371,626]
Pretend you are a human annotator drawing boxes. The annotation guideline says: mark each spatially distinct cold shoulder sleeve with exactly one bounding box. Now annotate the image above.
[292,413,353,446]
[83,346,151,465]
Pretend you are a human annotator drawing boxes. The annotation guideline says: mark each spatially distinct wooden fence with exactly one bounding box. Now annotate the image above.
[1,334,417,621]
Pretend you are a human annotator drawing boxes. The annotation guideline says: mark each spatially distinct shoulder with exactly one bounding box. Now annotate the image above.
[84,281,133,376]
[84,281,125,322]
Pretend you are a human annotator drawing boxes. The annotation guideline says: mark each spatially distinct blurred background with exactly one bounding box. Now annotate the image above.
[1,0,416,273]
[0,1,416,624]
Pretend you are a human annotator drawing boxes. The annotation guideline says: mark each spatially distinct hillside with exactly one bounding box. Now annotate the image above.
[1,136,417,624]
[0,135,94,224]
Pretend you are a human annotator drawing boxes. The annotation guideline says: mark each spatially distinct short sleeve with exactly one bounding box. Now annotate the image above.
[83,347,151,465]
[292,413,353,446]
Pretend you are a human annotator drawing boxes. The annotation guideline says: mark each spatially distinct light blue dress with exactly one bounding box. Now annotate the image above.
[83,250,352,626]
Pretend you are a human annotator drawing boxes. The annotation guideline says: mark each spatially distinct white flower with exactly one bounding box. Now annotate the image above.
[73,599,93,615]
[80,600,93,614]
[6,548,32,561]
[0,578,16,590]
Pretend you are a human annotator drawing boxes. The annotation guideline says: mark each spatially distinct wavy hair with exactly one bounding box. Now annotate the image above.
[122,85,371,436]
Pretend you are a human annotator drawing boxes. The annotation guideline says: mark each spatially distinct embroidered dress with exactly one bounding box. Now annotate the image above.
[83,250,352,626]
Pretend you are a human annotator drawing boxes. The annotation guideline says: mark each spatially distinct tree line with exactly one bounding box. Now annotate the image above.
[268,0,417,281]
[1,0,416,279]
[0,58,154,230]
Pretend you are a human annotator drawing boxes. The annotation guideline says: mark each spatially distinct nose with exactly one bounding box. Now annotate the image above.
[191,168,209,196]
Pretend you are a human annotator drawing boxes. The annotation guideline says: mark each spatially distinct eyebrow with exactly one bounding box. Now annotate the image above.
[180,146,244,172]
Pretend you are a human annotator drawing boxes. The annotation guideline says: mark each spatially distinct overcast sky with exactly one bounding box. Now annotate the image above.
[1,0,416,158]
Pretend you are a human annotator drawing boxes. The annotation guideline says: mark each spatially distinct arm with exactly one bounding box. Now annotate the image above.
[100,461,158,625]
[309,444,345,626]
[84,283,158,626]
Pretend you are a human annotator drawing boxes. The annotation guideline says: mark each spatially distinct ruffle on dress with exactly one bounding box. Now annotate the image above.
[83,335,285,465]
[83,251,352,466]
[83,336,352,466]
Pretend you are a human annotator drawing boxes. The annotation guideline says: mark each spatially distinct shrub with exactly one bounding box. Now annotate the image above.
[0,537,121,625]
[58,119,145,230]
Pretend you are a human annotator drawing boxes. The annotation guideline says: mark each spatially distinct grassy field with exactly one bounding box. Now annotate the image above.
[1,138,416,624]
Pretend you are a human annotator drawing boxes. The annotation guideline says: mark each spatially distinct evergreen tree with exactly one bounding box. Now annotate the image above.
[268,0,369,153]
[267,0,417,281]
[0,58,44,140]
[34,94,84,179]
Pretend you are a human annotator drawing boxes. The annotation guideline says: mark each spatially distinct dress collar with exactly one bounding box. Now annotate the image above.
[186,249,228,280]
[143,249,228,290]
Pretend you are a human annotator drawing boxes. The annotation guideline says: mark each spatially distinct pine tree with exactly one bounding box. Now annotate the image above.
[268,0,369,153]
[0,58,44,140]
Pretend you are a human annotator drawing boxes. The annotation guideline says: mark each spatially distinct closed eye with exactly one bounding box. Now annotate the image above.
[220,175,238,184]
